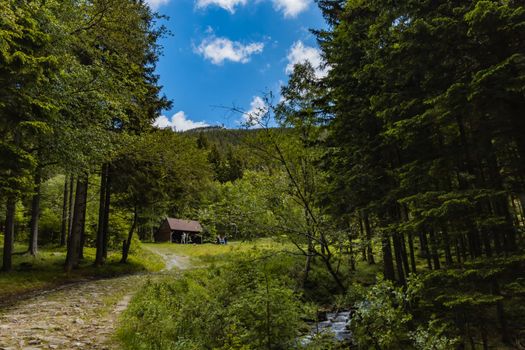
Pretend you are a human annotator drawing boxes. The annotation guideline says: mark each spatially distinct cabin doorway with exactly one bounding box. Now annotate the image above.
[171,232,180,243]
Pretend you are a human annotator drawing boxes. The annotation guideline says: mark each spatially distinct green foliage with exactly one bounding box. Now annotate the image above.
[409,319,459,350]
[198,170,281,239]
[346,275,416,349]
[207,144,245,183]
[108,210,134,248]
[119,253,308,350]
[0,0,170,270]
[346,275,458,350]
[38,207,61,242]
[313,0,525,343]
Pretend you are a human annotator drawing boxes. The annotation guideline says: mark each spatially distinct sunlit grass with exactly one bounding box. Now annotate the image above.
[0,235,164,301]
[143,238,289,267]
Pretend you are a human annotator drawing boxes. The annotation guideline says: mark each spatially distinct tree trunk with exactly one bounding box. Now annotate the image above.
[498,198,517,253]
[348,235,356,271]
[442,227,453,266]
[362,211,375,264]
[29,168,42,256]
[358,213,366,261]
[2,195,17,272]
[321,253,346,293]
[102,166,112,259]
[400,204,416,273]
[393,233,406,285]
[265,273,272,350]
[459,234,468,262]
[95,164,108,266]
[492,278,510,344]
[481,325,489,350]
[120,209,137,264]
[509,197,522,228]
[429,228,441,270]
[455,239,462,265]
[408,232,417,273]
[78,177,89,260]
[519,194,525,223]
[302,208,315,287]
[467,228,482,259]
[382,235,395,281]
[67,176,75,243]
[60,175,69,246]
[481,227,492,258]
[65,177,88,273]
[400,233,410,274]
[420,231,432,270]
[302,238,313,287]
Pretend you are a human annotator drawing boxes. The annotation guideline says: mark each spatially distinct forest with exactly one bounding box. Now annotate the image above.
[1,0,525,349]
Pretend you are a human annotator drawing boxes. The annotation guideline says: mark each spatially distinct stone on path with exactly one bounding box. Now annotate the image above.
[0,275,144,350]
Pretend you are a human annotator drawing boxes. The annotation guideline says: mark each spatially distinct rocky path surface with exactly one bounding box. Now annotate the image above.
[0,248,188,350]
[0,275,144,350]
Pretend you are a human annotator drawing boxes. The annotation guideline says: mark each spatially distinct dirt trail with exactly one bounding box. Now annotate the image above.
[143,246,191,271]
[0,275,143,350]
[0,247,188,350]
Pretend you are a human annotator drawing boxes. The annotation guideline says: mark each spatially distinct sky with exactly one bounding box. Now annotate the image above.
[147,0,328,131]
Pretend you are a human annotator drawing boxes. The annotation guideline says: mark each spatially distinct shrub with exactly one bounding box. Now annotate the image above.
[119,253,308,350]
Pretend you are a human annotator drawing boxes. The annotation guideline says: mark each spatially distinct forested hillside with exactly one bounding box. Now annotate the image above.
[1,0,525,349]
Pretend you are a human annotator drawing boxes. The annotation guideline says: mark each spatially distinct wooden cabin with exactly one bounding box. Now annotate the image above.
[155,218,203,244]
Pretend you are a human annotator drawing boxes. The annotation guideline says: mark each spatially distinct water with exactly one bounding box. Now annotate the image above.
[300,310,352,346]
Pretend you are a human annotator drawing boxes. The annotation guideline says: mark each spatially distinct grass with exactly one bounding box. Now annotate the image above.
[143,237,288,267]
[0,236,165,301]
[117,239,310,350]
[144,238,382,288]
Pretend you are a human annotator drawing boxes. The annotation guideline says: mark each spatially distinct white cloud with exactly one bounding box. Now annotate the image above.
[196,0,247,12]
[242,96,268,126]
[286,40,328,78]
[154,111,209,131]
[273,0,310,17]
[145,0,170,10]
[195,0,310,17]
[196,36,264,65]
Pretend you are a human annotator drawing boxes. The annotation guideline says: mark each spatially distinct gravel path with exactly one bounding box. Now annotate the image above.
[0,247,188,350]
[0,274,145,350]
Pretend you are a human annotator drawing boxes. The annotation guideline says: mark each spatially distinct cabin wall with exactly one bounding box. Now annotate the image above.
[155,220,172,242]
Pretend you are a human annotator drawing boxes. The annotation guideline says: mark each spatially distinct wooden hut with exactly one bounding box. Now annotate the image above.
[155,218,203,244]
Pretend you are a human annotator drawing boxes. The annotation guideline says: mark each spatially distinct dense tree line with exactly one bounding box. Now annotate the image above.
[0,0,180,272]
[317,0,525,279]
[313,0,525,347]
[191,1,525,347]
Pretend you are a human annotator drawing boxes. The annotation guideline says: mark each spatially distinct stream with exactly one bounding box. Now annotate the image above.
[301,310,352,345]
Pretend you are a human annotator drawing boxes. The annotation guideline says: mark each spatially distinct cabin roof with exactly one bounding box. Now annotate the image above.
[165,218,203,233]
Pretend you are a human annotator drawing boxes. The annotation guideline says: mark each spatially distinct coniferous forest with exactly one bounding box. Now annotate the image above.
[1,0,525,349]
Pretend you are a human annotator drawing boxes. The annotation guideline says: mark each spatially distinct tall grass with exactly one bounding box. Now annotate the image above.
[118,249,312,350]
[143,238,290,267]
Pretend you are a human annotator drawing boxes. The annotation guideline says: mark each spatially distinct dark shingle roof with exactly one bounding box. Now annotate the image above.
[166,218,203,233]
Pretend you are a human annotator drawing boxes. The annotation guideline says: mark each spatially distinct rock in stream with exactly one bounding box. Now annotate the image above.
[300,310,352,346]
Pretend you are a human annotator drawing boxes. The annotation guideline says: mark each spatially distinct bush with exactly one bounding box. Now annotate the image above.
[345,274,457,350]
[39,207,61,243]
[119,253,309,350]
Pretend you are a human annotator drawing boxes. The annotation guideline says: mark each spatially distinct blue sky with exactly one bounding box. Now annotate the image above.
[146,0,327,130]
